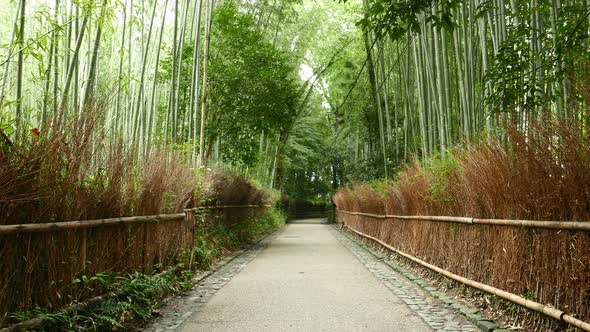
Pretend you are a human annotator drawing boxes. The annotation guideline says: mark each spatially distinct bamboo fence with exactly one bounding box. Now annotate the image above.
[0,205,269,318]
[345,225,590,331]
[337,210,590,329]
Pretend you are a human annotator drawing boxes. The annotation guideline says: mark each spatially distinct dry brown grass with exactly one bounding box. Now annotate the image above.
[334,117,590,326]
[0,112,197,225]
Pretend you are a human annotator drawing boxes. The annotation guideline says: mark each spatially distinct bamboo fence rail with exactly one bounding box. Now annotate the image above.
[0,205,273,235]
[337,210,590,230]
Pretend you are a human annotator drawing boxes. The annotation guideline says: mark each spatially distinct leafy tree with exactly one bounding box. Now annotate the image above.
[160,2,301,167]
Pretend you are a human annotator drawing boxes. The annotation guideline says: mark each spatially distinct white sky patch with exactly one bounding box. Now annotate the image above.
[299,63,315,81]
[321,78,332,109]
[321,78,329,91]
[341,22,355,31]
[299,50,333,111]
[290,34,300,51]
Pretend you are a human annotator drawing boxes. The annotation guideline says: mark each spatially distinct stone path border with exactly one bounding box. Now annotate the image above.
[331,225,506,332]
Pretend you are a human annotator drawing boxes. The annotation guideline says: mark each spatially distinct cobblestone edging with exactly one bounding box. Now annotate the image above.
[330,226,505,332]
[143,229,284,332]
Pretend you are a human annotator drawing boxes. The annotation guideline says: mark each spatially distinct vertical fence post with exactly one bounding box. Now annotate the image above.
[184,209,196,271]
[81,229,87,272]
[25,234,32,307]
[141,222,148,273]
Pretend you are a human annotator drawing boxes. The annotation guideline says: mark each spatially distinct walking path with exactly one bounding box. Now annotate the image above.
[146,220,481,331]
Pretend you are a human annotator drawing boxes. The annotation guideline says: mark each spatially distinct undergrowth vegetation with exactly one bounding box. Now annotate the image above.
[0,111,280,226]
[10,271,185,331]
[192,207,285,270]
[203,170,277,207]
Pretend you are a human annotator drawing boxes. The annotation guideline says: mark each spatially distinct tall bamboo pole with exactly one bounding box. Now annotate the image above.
[131,0,158,150]
[60,10,89,110]
[15,0,26,142]
[190,0,204,164]
[114,0,128,136]
[0,0,22,117]
[82,0,109,110]
[199,0,213,167]
[147,0,170,156]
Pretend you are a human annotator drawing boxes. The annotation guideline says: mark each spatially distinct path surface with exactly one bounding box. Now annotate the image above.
[156,219,479,332]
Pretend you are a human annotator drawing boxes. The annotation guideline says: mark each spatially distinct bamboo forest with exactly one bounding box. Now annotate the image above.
[1,0,589,330]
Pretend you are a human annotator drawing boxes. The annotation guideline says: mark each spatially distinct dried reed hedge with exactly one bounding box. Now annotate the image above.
[0,111,196,226]
[334,119,590,323]
[203,170,270,206]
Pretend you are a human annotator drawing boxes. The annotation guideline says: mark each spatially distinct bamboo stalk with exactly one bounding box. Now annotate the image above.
[81,229,87,271]
[141,222,149,273]
[185,209,196,270]
[335,211,387,219]
[0,0,21,111]
[198,0,212,166]
[337,210,590,231]
[60,12,89,108]
[15,0,26,142]
[392,215,474,224]
[345,225,590,332]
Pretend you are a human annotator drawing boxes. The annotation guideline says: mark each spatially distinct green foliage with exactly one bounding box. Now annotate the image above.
[192,207,285,271]
[339,0,459,39]
[207,3,301,166]
[422,153,459,203]
[282,115,334,200]
[10,270,180,331]
[159,2,302,167]
[0,110,15,137]
[483,0,590,114]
